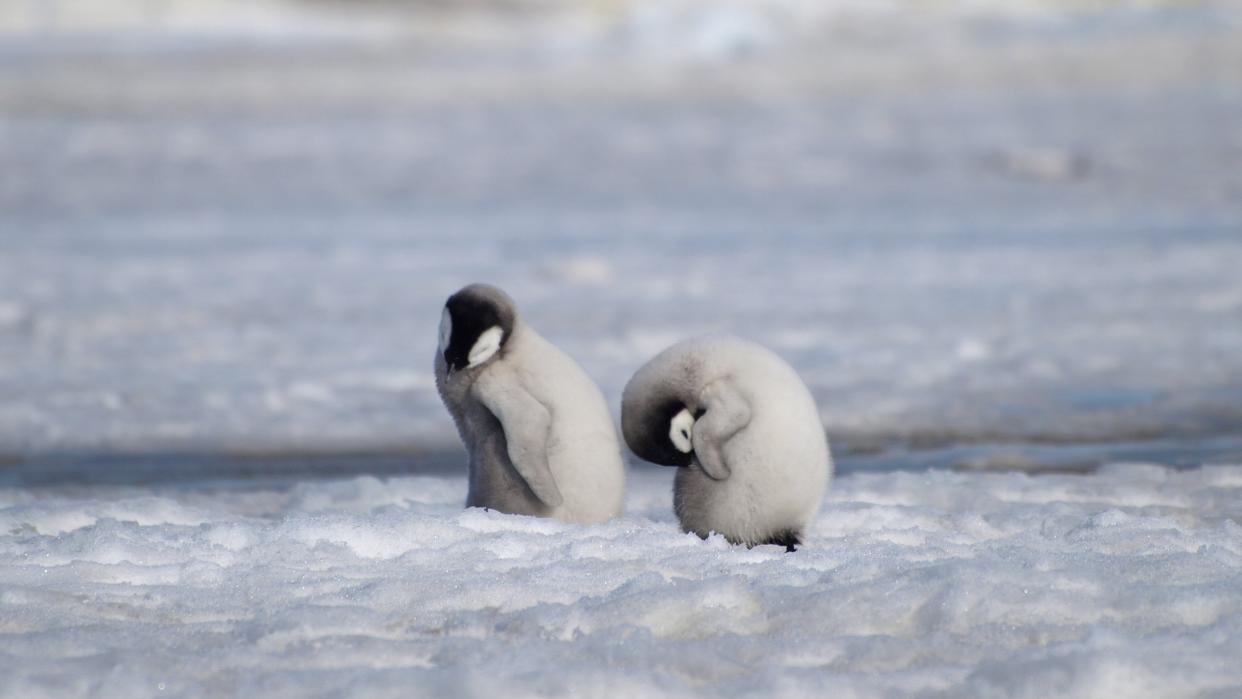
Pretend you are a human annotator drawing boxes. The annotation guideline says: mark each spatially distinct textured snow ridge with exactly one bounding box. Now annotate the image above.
[2,464,1241,698]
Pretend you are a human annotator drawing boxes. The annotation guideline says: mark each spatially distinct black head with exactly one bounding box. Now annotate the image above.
[623,398,698,467]
[439,284,518,374]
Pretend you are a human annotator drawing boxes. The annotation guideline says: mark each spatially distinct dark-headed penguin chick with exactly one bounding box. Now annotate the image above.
[621,335,831,550]
[434,283,625,523]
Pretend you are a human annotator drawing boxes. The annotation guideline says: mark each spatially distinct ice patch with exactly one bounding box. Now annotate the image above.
[543,256,616,286]
[0,301,25,328]
[955,338,992,362]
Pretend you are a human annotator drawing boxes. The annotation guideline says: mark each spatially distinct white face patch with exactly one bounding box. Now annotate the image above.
[669,408,695,454]
[438,307,452,353]
[467,325,504,367]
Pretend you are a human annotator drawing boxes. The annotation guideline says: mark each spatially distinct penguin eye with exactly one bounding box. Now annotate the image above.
[669,408,695,454]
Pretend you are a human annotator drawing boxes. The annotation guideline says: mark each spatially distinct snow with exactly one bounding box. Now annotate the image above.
[2,464,1241,697]
[4,95,1242,458]
[2,3,1241,693]
[3,2,1241,463]
[2,3,1241,459]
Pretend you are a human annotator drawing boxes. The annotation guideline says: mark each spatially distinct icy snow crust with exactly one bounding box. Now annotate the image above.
[2,465,1241,697]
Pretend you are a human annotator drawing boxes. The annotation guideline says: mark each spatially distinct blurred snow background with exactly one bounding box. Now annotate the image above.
[2,0,1240,472]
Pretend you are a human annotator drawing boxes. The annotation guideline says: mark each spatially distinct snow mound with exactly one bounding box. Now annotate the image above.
[2,464,1241,696]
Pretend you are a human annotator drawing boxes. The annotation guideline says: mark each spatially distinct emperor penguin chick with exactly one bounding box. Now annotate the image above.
[434,284,625,524]
[621,335,831,550]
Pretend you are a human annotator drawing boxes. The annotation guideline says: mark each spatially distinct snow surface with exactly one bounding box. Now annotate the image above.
[2,464,1241,697]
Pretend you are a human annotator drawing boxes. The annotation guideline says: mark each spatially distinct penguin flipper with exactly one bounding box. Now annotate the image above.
[691,379,752,481]
[472,374,565,508]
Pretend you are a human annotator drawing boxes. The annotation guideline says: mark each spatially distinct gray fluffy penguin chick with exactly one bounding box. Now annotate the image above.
[434,284,625,524]
[621,335,831,550]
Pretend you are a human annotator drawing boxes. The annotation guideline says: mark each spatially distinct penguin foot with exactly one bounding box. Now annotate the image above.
[760,530,802,553]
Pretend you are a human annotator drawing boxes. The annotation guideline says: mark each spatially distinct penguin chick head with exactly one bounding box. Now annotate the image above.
[440,284,517,375]
[624,399,698,468]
